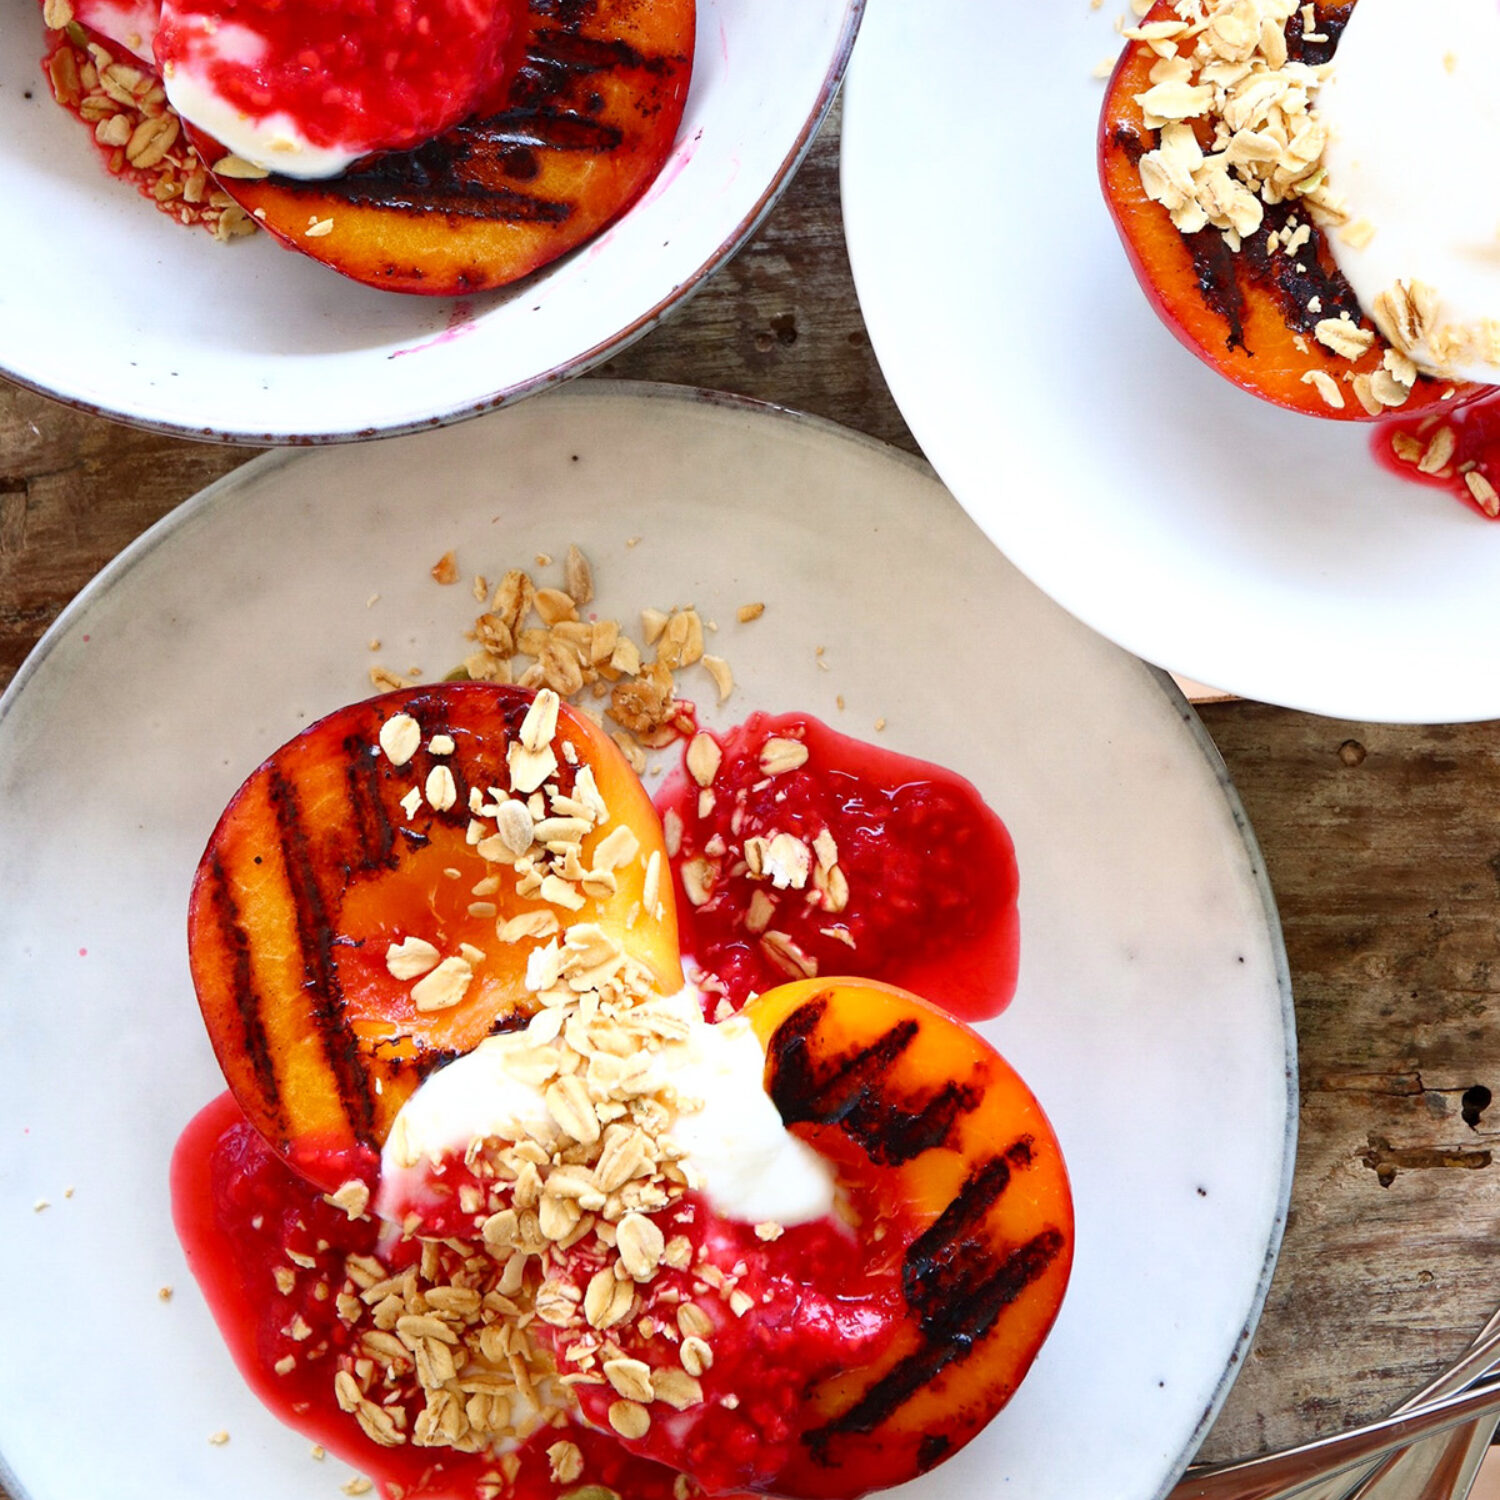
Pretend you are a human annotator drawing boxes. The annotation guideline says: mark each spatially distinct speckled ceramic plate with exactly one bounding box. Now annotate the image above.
[0,384,1293,1500]
[841,0,1500,722]
[0,0,859,442]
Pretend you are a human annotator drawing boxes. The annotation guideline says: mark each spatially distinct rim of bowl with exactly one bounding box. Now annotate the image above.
[0,2,865,448]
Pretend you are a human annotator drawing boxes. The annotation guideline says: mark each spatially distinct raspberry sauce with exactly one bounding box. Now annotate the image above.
[538,1192,907,1497]
[655,714,1021,1022]
[1374,390,1500,520]
[172,1093,690,1500]
[152,0,526,165]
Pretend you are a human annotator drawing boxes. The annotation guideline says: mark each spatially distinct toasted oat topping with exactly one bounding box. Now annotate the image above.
[700,656,734,703]
[1466,471,1500,518]
[758,737,809,776]
[1125,1,1421,407]
[439,546,751,766]
[1131,1,1344,243]
[1364,279,1500,384]
[1313,315,1375,361]
[548,1440,585,1484]
[425,764,459,812]
[411,955,475,1013]
[42,28,256,239]
[1300,368,1345,410]
[326,1179,373,1220]
[333,910,778,1475]
[378,713,422,768]
[686,734,722,789]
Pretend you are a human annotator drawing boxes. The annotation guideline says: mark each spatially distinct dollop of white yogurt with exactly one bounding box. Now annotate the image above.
[69,0,158,62]
[67,1,358,177]
[1317,0,1500,381]
[378,987,836,1230]
[158,20,366,178]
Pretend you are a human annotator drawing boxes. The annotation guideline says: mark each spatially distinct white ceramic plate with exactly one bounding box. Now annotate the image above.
[0,0,858,443]
[841,0,1500,723]
[0,384,1292,1500]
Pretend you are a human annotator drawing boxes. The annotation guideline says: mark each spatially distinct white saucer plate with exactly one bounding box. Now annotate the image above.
[0,0,858,442]
[0,384,1292,1500]
[841,0,1500,722]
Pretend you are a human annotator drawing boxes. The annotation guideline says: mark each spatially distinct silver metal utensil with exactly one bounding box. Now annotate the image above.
[1170,1309,1500,1500]
[1337,1306,1500,1500]
[1170,1378,1500,1500]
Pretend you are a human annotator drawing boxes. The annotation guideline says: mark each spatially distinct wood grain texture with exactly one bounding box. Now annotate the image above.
[5,98,1500,1488]
[1194,705,1500,1463]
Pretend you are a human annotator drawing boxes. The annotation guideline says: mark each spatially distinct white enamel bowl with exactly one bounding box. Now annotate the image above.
[841,0,1500,723]
[0,385,1293,1500]
[0,0,860,442]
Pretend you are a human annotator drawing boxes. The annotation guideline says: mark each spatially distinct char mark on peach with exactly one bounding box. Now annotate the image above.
[804,1225,1066,1453]
[205,852,287,1138]
[343,735,400,872]
[765,996,982,1165]
[268,765,378,1142]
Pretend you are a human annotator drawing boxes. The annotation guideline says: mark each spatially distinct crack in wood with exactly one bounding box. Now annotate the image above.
[1309,1071,1423,1095]
[1358,1133,1492,1188]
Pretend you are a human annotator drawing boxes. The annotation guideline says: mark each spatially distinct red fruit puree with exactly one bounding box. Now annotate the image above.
[541,1191,908,1496]
[59,0,526,162]
[656,713,1020,1022]
[171,713,1020,1499]
[1375,389,1500,520]
[153,0,526,159]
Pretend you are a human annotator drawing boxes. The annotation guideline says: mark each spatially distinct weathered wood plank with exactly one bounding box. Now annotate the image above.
[0,383,252,686]
[594,107,917,453]
[1197,703,1500,1460]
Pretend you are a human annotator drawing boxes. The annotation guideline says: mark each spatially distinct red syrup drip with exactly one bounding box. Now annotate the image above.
[1373,387,1500,520]
[171,1093,693,1500]
[654,713,1021,1022]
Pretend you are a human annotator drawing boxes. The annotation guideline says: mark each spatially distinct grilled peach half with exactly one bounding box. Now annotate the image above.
[187,684,681,1191]
[1100,0,1475,420]
[745,980,1073,1498]
[192,0,694,296]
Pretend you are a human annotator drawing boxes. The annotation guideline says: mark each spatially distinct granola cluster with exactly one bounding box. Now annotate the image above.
[41,12,256,239]
[374,545,746,775]
[1132,0,1342,243]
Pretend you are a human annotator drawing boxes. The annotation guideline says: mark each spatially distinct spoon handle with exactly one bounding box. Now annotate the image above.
[1338,1307,1500,1500]
[1173,1380,1500,1500]
[1173,1310,1500,1500]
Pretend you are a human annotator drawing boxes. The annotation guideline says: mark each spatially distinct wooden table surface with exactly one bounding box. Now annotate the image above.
[6,103,1500,1478]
